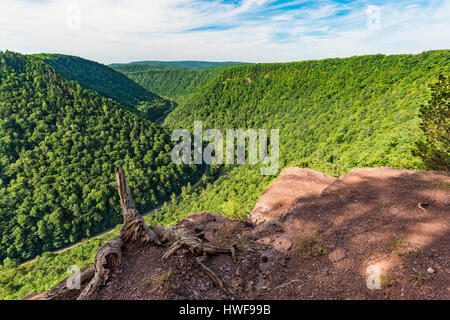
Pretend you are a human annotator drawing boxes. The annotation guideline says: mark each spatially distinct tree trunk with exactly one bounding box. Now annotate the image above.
[116,167,160,245]
[41,167,235,299]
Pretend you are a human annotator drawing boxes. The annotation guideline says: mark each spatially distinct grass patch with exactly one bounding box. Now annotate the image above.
[410,268,429,285]
[145,268,172,293]
[387,237,409,252]
[304,243,328,258]
[434,183,450,190]
[381,275,391,288]
[297,228,327,258]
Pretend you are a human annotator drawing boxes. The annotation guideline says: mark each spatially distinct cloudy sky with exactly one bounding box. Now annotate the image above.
[0,0,449,64]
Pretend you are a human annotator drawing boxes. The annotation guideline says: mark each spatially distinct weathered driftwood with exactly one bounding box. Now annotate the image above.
[161,227,234,261]
[77,236,123,300]
[41,266,95,300]
[42,167,235,299]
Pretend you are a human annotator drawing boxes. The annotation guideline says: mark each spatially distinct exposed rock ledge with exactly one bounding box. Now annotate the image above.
[27,167,449,300]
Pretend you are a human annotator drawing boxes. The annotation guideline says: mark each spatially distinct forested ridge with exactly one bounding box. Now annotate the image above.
[0,51,203,264]
[110,60,249,69]
[33,54,173,122]
[112,65,222,103]
[112,62,249,103]
[0,50,448,300]
[160,50,449,221]
[415,74,450,171]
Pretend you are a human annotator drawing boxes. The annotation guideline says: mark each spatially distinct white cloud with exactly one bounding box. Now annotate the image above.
[0,0,448,64]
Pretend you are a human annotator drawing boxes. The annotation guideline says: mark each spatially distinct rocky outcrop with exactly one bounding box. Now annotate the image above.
[37,167,450,300]
[248,167,336,225]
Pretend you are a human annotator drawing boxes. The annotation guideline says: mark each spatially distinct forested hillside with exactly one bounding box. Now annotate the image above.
[33,54,173,122]
[161,50,450,219]
[112,62,249,103]
[0,50,448,300]
[112,66,218,102]
[110,61,248,69]
[0,51,203,263]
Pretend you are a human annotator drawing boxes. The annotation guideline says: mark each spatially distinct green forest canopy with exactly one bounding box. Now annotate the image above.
[415,74,450,171]
[0,51,204,264]
[111,61,252,104]
[110,60,249,69]
[162,50,450,217]
[0,50,448,300]
[112,66,221,103]
[33,54,173,122]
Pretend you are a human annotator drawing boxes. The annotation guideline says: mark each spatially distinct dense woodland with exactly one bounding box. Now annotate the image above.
[110,61,249,69]
[112,62,248,104]
[415,74,449,171]
[112,65,223,103]
[161,50,449,221]
[0,50,448,300]
[0,52,203,264]
[34,54,173,122]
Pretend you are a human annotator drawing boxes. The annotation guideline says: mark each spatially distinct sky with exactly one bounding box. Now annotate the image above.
[0,0,449,64]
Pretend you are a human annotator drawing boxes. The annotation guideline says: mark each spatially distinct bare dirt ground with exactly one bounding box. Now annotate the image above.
[33,167,449,300]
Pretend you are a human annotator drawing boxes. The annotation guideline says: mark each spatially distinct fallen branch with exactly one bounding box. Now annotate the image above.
[41,266,95,300]
[197,259,231,295]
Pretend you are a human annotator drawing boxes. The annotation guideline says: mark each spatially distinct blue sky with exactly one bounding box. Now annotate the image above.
[0,0,449,64]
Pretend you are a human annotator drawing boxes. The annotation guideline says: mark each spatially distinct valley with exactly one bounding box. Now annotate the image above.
[111,61,248,104]
[0,50,448,300]
[0,51,204,265]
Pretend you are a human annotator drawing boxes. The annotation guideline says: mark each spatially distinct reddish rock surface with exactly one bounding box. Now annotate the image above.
[248,167,336,225]
[40,167,450,300]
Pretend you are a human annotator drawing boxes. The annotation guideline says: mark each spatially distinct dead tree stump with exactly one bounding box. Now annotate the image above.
[43,167,236,299]
[77,236,122,300]
[116,167,160,245]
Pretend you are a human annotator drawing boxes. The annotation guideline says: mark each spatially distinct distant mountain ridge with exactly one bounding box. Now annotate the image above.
[109,60,250,69]
[33,53,173,122]
[112,64,226,102]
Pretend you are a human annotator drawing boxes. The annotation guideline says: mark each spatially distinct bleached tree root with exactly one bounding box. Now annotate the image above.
[160,228,235,261]
[116,167,160,246]
[42,167,236,299]
[77,236,123,300]
[41,266,95,300]
[158,226,235,295]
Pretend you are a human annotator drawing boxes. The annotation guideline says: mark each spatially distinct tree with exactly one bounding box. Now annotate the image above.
[0,52,204,264]
[415,75,450,171]
[221,200,244,220]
